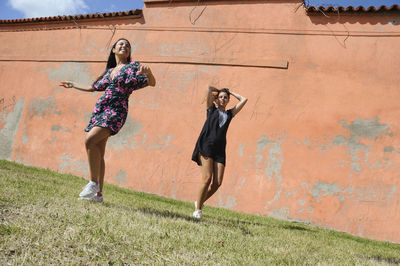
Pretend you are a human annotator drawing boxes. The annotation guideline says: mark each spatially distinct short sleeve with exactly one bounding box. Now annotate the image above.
[124,62,148,90]
[227,108,234,118]
[92,70,111,91]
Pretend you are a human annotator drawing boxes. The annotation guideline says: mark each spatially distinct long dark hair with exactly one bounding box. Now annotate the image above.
[92,38,132,86]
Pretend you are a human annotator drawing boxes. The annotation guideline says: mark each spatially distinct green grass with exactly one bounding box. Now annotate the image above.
[0,159,399,265]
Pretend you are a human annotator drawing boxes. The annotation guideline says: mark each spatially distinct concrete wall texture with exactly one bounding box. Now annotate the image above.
[1,0,400,243]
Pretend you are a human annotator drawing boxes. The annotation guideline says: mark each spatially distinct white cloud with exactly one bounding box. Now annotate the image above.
[8,0,89,18]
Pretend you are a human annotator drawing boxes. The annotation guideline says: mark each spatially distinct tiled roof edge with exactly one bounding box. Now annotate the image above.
[0,9,142,24]
[306,4,400,13]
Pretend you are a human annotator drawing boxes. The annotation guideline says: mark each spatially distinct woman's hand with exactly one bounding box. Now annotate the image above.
[138,65,151,75]
[138,65,156,87]
[208,85,218,92]
[59,81,74,88]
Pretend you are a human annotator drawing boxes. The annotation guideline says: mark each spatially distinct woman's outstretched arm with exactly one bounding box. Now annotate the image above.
[230,91,248,116]
[59,81,94,92]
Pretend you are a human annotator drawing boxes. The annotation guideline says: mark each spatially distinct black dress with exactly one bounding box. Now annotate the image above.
[192,105,234,166]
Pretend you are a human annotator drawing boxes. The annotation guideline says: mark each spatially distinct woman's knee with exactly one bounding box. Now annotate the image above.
[201,175,212,186]
[85,136,95,149]
[211,180,222,190]
[85,127,110,149]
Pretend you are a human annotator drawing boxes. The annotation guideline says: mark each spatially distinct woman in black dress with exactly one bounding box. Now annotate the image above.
[192,86,247,219]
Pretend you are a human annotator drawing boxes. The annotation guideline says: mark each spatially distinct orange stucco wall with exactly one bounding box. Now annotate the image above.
[1,0,400,243]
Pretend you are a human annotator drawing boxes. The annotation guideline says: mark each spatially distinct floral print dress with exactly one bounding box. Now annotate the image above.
[84,61,148,135]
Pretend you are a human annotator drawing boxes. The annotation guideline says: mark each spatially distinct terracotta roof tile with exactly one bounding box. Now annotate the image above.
[0,9,142,24]
[306,4,400,12]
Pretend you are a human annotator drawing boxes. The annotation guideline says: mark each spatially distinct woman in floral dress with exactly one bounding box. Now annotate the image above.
[60,38,155,202]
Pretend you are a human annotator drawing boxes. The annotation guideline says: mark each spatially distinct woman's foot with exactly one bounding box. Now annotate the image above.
[193,210,202,219]
[79,181,99,199]
[93,194,103,203]
[78,193,103,203]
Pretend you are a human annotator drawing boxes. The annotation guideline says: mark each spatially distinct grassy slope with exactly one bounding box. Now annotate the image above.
[0,160,399,265]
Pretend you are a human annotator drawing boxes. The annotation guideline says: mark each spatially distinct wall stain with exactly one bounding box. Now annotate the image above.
[108,117,142,151]
[304,181,354,203]
[163,69,197,93]
[256,133,286,184]
[384,146,395,153]
[270,207,290,220]
[51,124,71,133]
[28,96,61,119]
[355,184,397,202]
[49,136,57,145]
[297,117,392,174]
[266,188,282,207]
[159,43,200,57]
[51,125,63,131]
[0,98,25,160]
[218,176,246,209]
[151,135,173,150]
[114,169,127,185]
[340,117,388,140]
[333,117,389,173]
[58,154,89,176]
[297,135,331,152]
[22,124,29,145]
[108,117,174,151]
[41,62,94,85]
[238,143,245,157]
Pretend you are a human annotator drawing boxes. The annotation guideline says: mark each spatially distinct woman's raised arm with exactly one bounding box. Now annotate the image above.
[206,85,218,109]
[230,91,248,117]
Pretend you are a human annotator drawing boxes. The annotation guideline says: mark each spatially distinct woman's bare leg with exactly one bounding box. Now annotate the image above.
[196,154,213,210]
[204,161,225,202]
[97,137,108,195]
[85,127,110,185]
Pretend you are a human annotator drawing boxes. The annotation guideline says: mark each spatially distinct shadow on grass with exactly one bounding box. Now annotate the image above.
[282,224,313,232]
[102,201,317,236]
[102,202,199,223]
[359,255,400,265]
[103,200,276,229]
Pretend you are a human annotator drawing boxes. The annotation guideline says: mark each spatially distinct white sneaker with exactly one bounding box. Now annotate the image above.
[78,194,103,203]
[79,181,99,199]
[193,210,202,219]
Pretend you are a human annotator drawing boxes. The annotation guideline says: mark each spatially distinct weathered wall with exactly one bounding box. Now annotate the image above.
[1,0,400,243]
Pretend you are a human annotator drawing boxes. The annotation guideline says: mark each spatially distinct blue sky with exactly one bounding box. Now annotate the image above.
[0,0,398,20]
[0,0,144,20]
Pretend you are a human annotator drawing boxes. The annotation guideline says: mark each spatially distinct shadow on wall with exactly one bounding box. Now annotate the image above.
[307,10,400,26]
